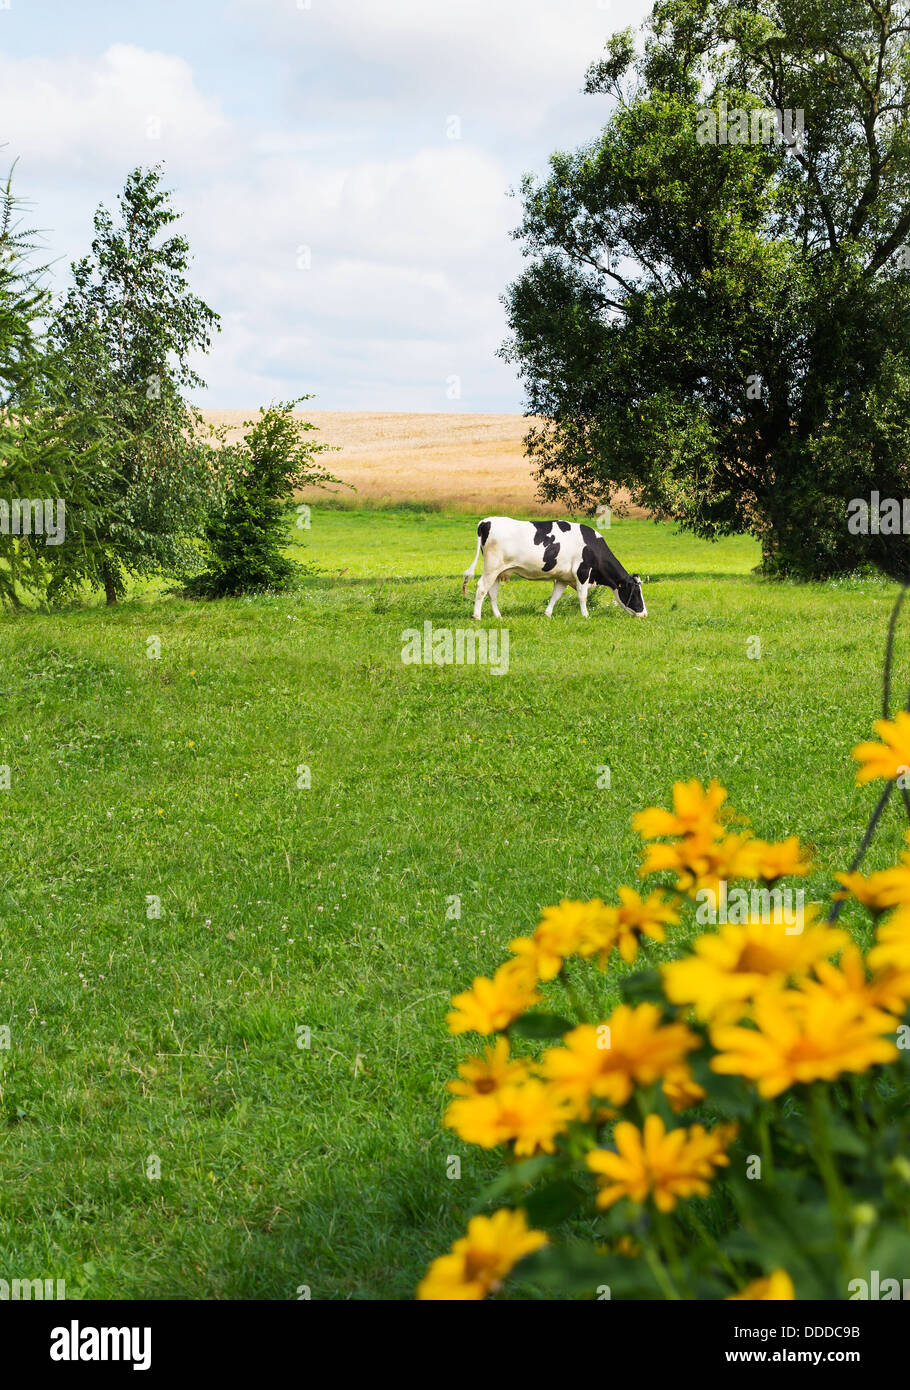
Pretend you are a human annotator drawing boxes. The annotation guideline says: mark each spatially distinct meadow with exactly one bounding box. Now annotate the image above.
[0,506,905,1299]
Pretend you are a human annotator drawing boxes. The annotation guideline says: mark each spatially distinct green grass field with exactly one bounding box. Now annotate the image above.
[0,508,905,1299]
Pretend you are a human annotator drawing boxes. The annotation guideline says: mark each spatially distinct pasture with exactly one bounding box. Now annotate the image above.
[0,507,903,1299]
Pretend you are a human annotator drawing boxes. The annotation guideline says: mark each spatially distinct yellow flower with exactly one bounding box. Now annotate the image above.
[752,836,813,880]
[444,1077,572,1155]
[639,830,763,897]
[541,1003,700,1114]
[808,944,910,1017]
[416,1208,547,1300]
[446,958,540,1035]
[710,989,898,1098]
[727,1269,795,1301]
[613,1234,642,1257]
[509,899,617,980]
[836,835,910,912]
[869,905,910,972]
[661,913,848,1023]
[586,1113,736,1212]
[853,711,910,784]
[867,907,910,1009]
[446,1038,531,1097]
[834,869,906,910]
[632,778,729,840]
[608,887,680,964]
[662,1064,707,1113]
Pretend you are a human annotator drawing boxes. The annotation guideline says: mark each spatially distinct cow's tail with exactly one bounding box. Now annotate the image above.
[462,523,485,596]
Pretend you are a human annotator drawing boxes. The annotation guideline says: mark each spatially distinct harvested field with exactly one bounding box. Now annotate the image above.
[200,410,647,516]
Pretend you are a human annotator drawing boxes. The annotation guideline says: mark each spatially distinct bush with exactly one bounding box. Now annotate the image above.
[186,399,341,598]
[418,734,910,1300]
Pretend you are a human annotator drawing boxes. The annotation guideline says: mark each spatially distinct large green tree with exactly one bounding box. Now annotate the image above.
[48,166,220,603]
[502,0,910,578]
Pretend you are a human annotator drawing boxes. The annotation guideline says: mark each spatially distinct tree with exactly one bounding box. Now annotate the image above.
[502,0,910,579]
[0,162,81,605]
[185,400,342,598]
[47,166,220,603]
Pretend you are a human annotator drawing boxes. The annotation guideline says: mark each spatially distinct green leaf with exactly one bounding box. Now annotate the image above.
[524,1179,589,1227]
[509,1011,574,1040]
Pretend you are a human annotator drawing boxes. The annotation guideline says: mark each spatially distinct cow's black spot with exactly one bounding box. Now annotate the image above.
[579,524,628,589]
[577,547,597,585]
[542,541,560,571]
[556,520,571,532]
[533,522,554,547]
[477,520,491,549]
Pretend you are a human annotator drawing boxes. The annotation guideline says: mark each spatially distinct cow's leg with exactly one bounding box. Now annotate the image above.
[487,578,503,619]
[576,580,591,618]
[473,568,499,620]
[545,580,567,617]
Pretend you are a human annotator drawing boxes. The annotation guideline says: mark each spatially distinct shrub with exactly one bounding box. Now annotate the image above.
[186,399,342,598]
[419,731,910,1300]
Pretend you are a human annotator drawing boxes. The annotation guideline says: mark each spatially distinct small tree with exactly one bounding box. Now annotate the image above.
[47,166,220,603]
[186,400,342,598]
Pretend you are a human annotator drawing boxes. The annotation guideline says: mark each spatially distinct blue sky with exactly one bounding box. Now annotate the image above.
[0,0,649,411]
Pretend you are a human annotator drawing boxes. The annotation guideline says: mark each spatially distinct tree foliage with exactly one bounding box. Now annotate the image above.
[502,0,910,578]
[0,162,83,605]
[47,166,220,603]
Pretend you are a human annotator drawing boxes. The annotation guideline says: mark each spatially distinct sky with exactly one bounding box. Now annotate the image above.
[0,0,652,412]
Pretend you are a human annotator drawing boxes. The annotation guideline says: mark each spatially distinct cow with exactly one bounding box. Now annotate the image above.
[462,516,647,620]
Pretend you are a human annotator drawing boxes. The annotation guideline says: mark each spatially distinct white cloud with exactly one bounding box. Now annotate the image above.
[0,1,654,408]
[0,43,230,173]
[233,0,634,134]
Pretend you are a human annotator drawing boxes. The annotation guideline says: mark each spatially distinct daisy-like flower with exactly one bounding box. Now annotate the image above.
[662,1063,707,1113]
[752,836,813,880]
[601,887,681,965]
[446,958,540,1036]
[727,1269,795,1301]
[540,1003,700,1114]
[639,830,764,898]
[661,912,848,1023]
[509,898,617,981]
[868,905,910,978]
[416,1208,547,1300]
[807,944,910,1018]
[833,869,902,912]
[710,988,898,1098]
[836,833,910,913]
[586,1113,737,1212]
[446,1037,531,1098]
[632,779,729,841]
[444,1077,572,1155]
[853,711,910,784]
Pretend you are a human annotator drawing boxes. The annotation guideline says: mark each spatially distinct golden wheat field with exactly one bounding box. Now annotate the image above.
[202,410,646,516]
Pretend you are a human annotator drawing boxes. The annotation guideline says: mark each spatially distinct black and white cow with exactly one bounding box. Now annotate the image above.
[462,516,647,620]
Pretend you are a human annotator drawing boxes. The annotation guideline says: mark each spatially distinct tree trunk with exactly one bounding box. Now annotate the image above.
[102,565,118,606]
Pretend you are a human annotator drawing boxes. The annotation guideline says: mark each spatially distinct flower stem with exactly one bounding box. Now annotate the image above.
[808,1084,850,1268]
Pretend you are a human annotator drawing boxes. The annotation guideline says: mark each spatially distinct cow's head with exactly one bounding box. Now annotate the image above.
[614,573,647,617]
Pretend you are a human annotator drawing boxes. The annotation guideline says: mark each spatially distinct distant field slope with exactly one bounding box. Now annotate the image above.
[200,410,646,516]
